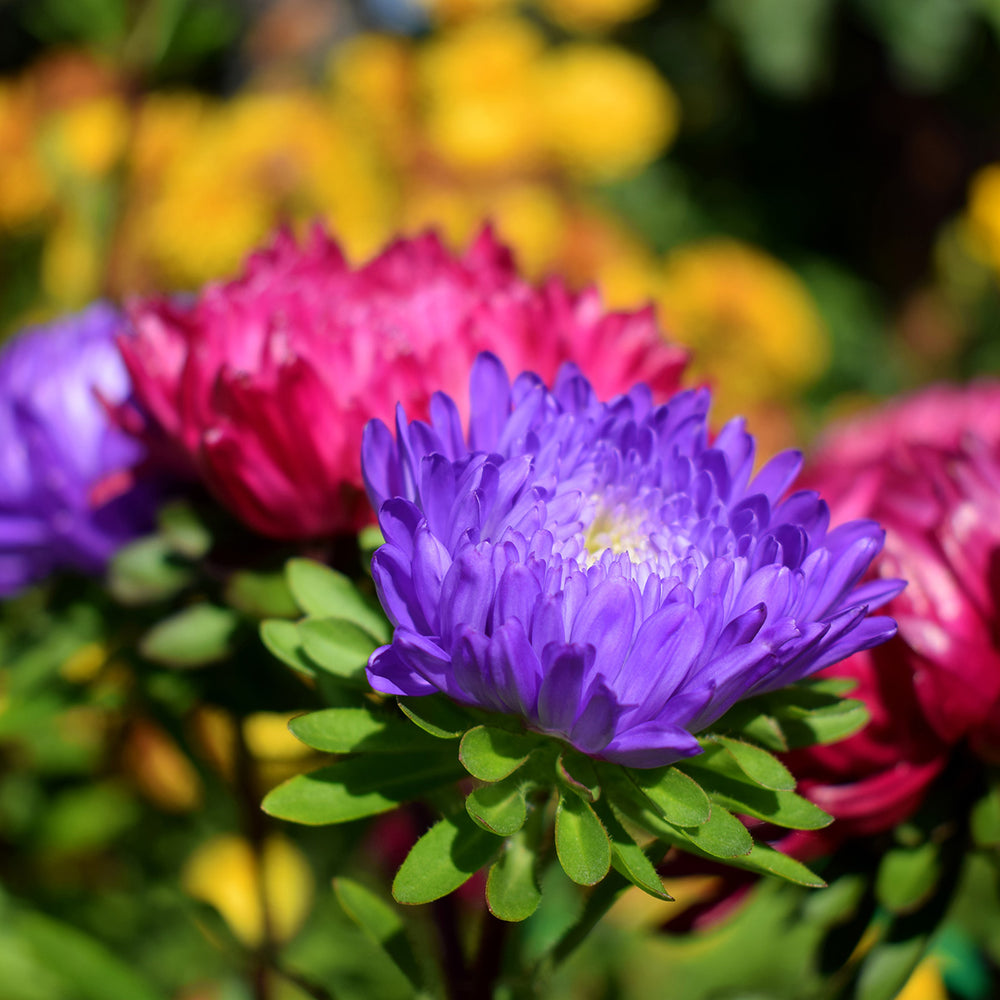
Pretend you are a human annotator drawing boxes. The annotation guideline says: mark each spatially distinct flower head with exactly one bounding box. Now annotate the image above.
[362,354,900,768]
[120,226,686,540]
[0,303,157,595]
[788,381,1000,847]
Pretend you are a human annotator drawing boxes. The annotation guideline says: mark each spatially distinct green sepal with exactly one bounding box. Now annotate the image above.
[615,763,712,827]
[875,841,941,915]
[595,799,672,901]
[708,735,795,790]
[393,811,503,905]
[260,619,316,677]
[397,695,475,739]
[286,558,389,639]
[262,753,464,824]
[778,698,869,748]
[107,535,193,606]
[333,878,426,992]
[289,706,447,754]
[459,725,541,781]
[486,829,542,921]
[297,617,379,684]
[555,791,612,886]
[680,750,831,831]
[721,841,826,888]
[556,751,600,802]
[139,603,239,668]
[466,776,528,836]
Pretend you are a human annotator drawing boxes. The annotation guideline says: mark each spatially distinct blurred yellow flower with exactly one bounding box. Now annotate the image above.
[41,213,103,306]
[420,16,544,174]
[539,0,655,32]
[59,641,107,684]
[656,239,828,417]
[964,164,1000,272]
[536,43,678,180]
[897,957,948,1000]
[47,95,129,179]
[125,719,203,813]
[182,833,314,948]
[242,711,313,762]
[0,82,53,227]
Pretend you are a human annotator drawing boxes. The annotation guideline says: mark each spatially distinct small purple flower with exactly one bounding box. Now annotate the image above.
[362,354,902,768]
[0,303,158,596]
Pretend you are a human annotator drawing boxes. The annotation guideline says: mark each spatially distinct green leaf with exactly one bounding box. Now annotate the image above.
[263,753,464,824]
[289,707,446,754]
[393,812,502,904]
[139,604,238,668]
[398,695,474,739]
[777,699,870,748]
[157,500,212,559]
[260,619,316,677]
[622,764,712,826]
[736,713,789,752]
[556,752,600,802]
[15,911,166,1000]
[298,617,379,683]
[466,777,527,835]
[710,736,795,790]
[224,569,299,619]
[333,878,425,991]
[487,830,542,921]
[107,535,193,605]
[555,792,611,886]
[856,934,929,1000]
[459,726,540,782]
[596,800,672,901]
[286,558,389,639]
[875,842,941,914]
[624,794,753,860]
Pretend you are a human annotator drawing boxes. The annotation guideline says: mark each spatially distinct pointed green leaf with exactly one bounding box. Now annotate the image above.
[622,793,753,860]
[624,764,712,826]
[556,751,600,801]
[286,558,389,639]
[596,800,672,901]
[680,762,831,830]
[298,617,379,683]
[393,812,502,904]
[736,713,789,752]
[459,725,540,781]
[263,753,464,824]
[466,777,528,835]
[778,699,869,748]
[139,604,239,668]
[719,841,826,888]
[487,831,542,921]
[289,707,446,754]
[397,695,474,739]
[555,792,612,886]
[711,736,795,790]
[334,878,425,991]
[260,619,316,677]
[875,842,941,914]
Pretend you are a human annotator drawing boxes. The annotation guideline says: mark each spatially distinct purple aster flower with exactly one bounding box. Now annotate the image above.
[0,303,158,596]
[361,354,902,769]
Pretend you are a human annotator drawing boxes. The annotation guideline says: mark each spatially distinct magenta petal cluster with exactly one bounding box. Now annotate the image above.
[119,226,687,540]
[0,303,156,595]
[362,353,900,768]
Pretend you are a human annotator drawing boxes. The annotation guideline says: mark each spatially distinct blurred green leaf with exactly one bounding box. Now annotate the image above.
[38,782,139,851]
[856,933,930,1000]
[333,878,426,991]
[108,536,193,606]
[876,842,942,914]
[393,812,502,905]
[139,603,238,668]
[260,619,316,677]
[971,782,1000,847]
[224,568,299,619]
[156,501,212,560]
[286,559,389,639]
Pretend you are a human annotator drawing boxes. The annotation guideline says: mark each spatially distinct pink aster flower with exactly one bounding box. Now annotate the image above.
[119,226,687,540]
[786,380,1000,850]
